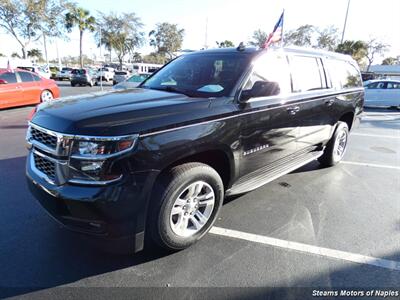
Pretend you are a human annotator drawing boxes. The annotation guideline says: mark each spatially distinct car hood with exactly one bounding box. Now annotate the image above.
[31,88,214,136]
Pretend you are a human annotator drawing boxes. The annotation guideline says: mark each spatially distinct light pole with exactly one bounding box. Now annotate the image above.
[341,0,351,43]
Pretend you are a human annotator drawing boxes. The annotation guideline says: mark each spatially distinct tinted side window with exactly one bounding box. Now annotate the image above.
[32,73,41,82]
[289,56,324,92]
[366,82,386,89]
[18,71,34,82]
[0,72,18,83]
[327,59,362,89]
[387,82,400,89]
[243,52,291,96]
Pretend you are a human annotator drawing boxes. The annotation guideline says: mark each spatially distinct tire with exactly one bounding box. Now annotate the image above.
[40,90,54,102]
[149,162,224,251]
[318,121,349,167]
[71,82,76,87]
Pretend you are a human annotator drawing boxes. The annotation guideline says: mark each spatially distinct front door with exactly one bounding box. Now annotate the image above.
[0,72,22,108]
[238,51,300,177]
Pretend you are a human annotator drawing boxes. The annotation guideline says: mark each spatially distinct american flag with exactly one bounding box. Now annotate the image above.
[262,10,284,49]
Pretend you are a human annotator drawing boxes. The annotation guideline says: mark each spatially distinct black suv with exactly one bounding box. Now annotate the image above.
[26,47,364,253]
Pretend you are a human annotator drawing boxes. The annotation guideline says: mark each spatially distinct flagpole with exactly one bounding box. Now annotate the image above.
[281,9,285,47]
[341,0,351,43]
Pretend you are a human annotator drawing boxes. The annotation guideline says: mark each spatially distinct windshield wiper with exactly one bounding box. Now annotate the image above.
[143,86,195,97]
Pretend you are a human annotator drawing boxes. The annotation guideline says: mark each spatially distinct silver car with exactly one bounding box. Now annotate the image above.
[364,79,400,108]
[113,71,131,85]
[112,74,150,90]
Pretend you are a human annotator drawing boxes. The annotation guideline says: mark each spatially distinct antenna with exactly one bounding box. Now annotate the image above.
[204,17,208,49]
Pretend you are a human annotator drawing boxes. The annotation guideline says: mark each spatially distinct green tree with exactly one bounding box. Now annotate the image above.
[131,52,142,62]
[365,39,389,71]
[248,29,268,48]
[336,40,368,67]
[39,0,73,64]
[149,22,184,59]
[142,52,168,64]
[315,26,339,51]
[65,7,96,68]
[0,0,44,58]
[11,52,20,58]
[0,53,5,57]
[284,24,315,47]
[27,48,43,61]
[382,56,400,65]
[97,12,144,69]
[216,40,234,48]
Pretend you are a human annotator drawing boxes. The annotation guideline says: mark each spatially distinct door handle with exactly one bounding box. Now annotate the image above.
[325,99,335,106]
[287,106,300,115]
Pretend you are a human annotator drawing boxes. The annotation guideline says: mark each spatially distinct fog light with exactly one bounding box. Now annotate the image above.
[80,161,104,172]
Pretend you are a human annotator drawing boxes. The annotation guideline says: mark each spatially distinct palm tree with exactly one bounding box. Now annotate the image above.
[27,49,43,62]
[65,7,96,68]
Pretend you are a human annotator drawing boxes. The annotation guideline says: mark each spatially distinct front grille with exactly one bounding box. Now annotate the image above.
[31,127,57,149]
[34,153,56,181]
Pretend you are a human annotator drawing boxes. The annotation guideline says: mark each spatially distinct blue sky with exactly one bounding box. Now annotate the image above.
[0,0,399,61]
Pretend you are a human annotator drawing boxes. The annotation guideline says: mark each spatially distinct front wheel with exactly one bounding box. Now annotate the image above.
[40,90,54,102]
[318,121,349,167]
[149,162,224,251]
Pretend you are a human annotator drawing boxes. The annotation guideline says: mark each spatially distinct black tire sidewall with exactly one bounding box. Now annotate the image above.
[152,163,224,250]
[319,121,349,166]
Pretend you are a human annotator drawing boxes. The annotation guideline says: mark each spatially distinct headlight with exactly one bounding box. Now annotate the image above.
[68,134,138,184]
[71,135,137,159]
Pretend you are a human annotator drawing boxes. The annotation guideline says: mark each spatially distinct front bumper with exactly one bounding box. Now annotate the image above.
[26,153,159,253]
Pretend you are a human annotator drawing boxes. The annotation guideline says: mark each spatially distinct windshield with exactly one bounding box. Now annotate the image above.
[141,53,250,97]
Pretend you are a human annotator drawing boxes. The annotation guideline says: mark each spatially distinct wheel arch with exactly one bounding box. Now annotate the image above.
[156,147,235,191]
[338,111,355,131]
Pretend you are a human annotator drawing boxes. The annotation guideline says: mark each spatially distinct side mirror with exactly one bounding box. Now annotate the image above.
[240,81,280,101]
[0,79,8,84]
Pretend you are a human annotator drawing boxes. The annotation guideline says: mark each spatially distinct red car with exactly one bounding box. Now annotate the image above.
[0,68,60,109]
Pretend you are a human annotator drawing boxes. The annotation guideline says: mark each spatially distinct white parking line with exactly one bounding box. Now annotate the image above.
[341,161,400,170]
[352,133,400,139]
[210,227,400,271]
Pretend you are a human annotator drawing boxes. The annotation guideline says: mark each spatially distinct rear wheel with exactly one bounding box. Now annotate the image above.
[318,121,349,167]
[40,90,54,102]
[149,162,224,251]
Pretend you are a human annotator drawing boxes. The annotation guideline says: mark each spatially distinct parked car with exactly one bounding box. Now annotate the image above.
[364,79,400,108]
[97,67,114,82]
[112,74,150,90]
[26,47,363,253]
[70,68,98,87]
[113,70,131,85]
[0,68,59,109]
[49,66,60,80]
[56,67,74,81]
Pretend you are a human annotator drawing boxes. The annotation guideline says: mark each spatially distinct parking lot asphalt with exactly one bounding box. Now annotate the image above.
[55,80,113,98]
[0,97,399,299]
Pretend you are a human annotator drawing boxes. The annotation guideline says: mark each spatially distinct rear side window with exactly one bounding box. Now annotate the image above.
[243,52,291,96]
[18,71,34,82]
[115,71,128,75]
[32,73,41,81]
[387,82,400,89]
[0,72,18,83]
[326,59,362,89]
[289,55,325,92]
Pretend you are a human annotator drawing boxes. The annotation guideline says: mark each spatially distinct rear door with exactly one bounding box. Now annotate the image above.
[239,51,299,176]
[385,82,400,106]
[17,71,41,104]
[287,54,333,150]
[0,72,23,108]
